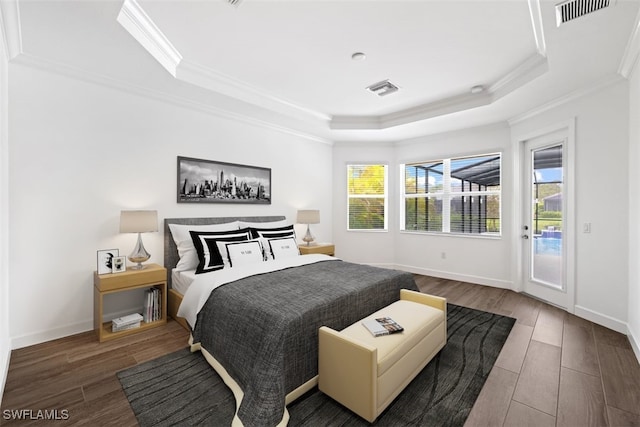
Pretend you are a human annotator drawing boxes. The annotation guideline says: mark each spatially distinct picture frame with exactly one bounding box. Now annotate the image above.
[97,249,119,275]
[177,156,271,204]
[112,256,127,273]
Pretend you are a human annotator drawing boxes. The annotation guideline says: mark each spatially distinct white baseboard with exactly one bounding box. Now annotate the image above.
[10,305,145,350]
[574,305,627,335]
[628,323,640,365]
[392,263,514,290]
[11,320,93,350]
[0,346,10,406]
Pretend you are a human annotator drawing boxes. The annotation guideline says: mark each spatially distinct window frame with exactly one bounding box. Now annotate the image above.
[400,152,502,237]
[346,163,389,232]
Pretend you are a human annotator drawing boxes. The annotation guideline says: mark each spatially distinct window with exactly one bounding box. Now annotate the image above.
[401,153,501,235]
[347,164,388,231]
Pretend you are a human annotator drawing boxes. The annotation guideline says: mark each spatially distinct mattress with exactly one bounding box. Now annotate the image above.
[171,269,197,296]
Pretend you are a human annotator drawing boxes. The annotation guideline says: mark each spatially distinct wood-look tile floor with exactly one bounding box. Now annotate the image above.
[1,275,639,426]
[414,275,640,427]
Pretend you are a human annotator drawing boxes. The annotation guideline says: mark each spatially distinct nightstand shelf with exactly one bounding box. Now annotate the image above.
[93,263,167,342]
[299,243,335,256]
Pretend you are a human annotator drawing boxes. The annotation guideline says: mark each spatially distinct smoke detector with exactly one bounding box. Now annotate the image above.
[366,79,400,97]
[555,0,616,26]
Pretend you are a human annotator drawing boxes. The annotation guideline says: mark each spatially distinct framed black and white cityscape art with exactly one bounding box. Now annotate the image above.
[177,156,271,204]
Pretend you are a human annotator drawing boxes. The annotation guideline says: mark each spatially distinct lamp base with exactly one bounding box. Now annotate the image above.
[302,224,315,246]
[128,233,150,270]
[128,261,147,270]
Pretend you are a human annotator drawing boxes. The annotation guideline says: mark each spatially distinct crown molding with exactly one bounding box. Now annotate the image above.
[383,91,493,129]
[13,53,333,146]
[331,52,547,131]
[177,60,331,123]
[508,74,624,125]
[527,0,546,56]
[394,121,510,147]
[618,8,640,78]
[118,0,331,125]
[118,0,550,132]
[0,0,23,60]
[116,0,182,76]
[489,53,548,100]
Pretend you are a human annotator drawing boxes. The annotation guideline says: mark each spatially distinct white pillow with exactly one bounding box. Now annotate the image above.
[226,240,265,268]
[268,237,300,260]
[169,221,240,271]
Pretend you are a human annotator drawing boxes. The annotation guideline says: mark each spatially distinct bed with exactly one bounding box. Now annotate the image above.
[164,216,419,427]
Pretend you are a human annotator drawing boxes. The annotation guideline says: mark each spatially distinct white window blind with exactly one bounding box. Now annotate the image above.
[347,164,388,231]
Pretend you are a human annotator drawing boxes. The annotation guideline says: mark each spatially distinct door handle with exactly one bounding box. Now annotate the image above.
[522,234,529,239]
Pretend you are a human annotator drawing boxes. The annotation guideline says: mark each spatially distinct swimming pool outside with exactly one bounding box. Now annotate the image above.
[534,236,562,256]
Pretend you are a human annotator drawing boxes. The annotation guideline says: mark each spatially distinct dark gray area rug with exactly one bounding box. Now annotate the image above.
[117,304,515,426]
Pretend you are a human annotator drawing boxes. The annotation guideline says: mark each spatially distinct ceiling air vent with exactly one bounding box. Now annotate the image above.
[366,79,399,97]
[555,0,615,26]
[226,0,243,7]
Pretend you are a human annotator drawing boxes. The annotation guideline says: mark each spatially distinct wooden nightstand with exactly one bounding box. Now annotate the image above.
[299,243,335,256]
[93,263,167,342]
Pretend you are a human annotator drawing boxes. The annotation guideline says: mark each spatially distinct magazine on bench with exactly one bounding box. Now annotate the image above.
[362,316,404,337]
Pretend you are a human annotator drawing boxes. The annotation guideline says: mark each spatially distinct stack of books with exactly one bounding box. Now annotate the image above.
[143,287,162,323]
[112,313,143,332]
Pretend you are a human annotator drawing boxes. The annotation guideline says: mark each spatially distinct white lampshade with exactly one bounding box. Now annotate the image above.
[119,210,158,270]
[120,210,158,233]
[297,210,320,224]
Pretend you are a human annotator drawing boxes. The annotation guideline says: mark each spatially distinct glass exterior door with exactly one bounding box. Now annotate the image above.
[523,137,567,308]
[531,145,564,288]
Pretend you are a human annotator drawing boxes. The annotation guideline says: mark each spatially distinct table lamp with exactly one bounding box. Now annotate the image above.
[120,210,158,269]
[297,209,320,246]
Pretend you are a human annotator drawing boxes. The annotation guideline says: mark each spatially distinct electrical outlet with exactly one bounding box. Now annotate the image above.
[583,223,591,233]
[441,252,446,259]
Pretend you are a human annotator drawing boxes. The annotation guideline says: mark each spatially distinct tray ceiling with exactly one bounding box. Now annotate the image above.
[3,0,640,143]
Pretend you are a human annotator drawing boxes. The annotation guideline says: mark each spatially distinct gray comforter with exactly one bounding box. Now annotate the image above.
[191,259,418,427]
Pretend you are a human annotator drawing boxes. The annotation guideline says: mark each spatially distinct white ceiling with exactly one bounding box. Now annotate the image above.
[3,0,640,143]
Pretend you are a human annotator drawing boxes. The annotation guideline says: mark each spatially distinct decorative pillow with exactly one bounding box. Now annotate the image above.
[189,228,251,274]
[250,224,296,239]
[268,237,300,260]
[238,219,289,230]
[169,221,240,271]
[226,240,265,268]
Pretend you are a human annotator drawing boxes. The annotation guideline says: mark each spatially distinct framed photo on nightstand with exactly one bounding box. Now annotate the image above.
[112,256,126,273]
[97,249,119,275]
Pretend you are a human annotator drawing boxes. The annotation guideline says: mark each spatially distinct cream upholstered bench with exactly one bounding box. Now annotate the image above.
[318,289,447,423]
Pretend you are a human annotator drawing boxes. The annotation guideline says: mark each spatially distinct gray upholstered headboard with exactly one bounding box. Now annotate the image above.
[163,215,286,288]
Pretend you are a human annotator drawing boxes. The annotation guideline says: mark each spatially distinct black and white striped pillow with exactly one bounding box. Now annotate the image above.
[250,224,296,239]
[190,228,251,274]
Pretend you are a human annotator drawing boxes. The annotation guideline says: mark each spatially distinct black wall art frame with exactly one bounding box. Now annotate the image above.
[177,156,271,204]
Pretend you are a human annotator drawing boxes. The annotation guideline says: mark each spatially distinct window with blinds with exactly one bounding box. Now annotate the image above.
[401,153,501,235]
[347,164,388,231]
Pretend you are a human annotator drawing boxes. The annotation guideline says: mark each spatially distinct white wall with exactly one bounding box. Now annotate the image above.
[393,123,514,288]
[332,124,514,288]
[332,142,396,265]
[334,82,631,334]
[8,63,334,348]
[628,61,640,359]
[511,80,630,332]
[0,14,11,405]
